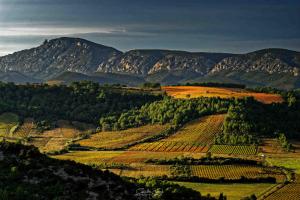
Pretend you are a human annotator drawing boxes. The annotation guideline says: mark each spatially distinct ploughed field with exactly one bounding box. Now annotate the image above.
[162,86,284,104]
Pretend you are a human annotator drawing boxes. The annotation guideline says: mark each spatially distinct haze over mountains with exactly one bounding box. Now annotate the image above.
[0,37,299,89]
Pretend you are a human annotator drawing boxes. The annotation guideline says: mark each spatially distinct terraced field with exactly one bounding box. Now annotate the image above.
[77,124,169,149]
[162,86,284,104]
[0,113,19,137]
[209,145,257,155]
[130,114,224,152]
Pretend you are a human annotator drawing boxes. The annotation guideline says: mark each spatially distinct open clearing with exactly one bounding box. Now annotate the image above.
[0,113,19,137]
[174,182,276,200]
[77,124,169,149]
[162,86,284,104]
[129,114,224,152]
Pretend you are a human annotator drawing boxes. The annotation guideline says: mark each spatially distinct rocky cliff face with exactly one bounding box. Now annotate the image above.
[0,37,122,79]
[97,50,231,76]
[0,37,300,88]
[210,49,300,76]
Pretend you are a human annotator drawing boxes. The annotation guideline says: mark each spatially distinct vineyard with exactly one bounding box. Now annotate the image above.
[0,113,19,137]
[129,115,224,153]
[175,182,276,200]
[130,141,208,153]
[13,118,38,138]
[53,150,200,165]
[190,165,285,182]
[77,124,169,149]
[162,86,284,104]
[264,181,300,200]
[209,145,258,155]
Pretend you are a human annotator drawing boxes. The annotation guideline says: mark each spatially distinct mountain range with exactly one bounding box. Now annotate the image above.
[0,37,299,89]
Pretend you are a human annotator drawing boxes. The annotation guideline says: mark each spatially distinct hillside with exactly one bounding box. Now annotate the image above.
[193,48,300,89]
[0,141,136,200]
[0,37,300,89]
[0,37,122,80]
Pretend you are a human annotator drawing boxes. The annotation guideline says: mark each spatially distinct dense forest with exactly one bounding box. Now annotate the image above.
[0,81,161,125]
[99,96,234,131]
[220,92,300,144]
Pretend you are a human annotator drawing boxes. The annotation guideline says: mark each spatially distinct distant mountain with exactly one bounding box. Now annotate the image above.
[49,71,144,86]
[0,37,299,89]
[0,71,41,83]
[192,48,300,89]
[98,49,232,76]
[0,37,121,80]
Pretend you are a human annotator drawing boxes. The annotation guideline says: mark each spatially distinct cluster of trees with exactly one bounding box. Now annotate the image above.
[214,133,257,145]
[145,156,261,166]
[277,133,292,151]
[0,81,161,125]
[99,96,234,130]
[221,94,300,144]
[132,177,224,200]
[141,82,161,89]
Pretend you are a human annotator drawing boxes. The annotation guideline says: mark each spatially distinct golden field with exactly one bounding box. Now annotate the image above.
[130,114,224,153]
[77,124,169,149]
[162,86,284,104]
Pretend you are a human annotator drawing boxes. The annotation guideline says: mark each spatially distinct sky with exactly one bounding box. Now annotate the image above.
[0,0,300,56]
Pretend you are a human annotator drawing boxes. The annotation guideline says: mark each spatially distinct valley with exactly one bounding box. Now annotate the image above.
[1,82,299,199]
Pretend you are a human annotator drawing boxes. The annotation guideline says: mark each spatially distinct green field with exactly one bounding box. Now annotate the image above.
[209,145,257,155]
[267,157,300,174]
[0,113,19,137]
[174,182,276,200]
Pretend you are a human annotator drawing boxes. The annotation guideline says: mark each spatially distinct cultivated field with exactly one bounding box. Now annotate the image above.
[0,113,19,137]
[25,120,83,152]
[53,150,201,165]
[190,165,285,182]
[209,145,257,155]
[175,182,277,200]
[162,86,284,104]
[129,114,224,152]
[13,118,38,138]
[77,124,169,149]
[53,150,285,182]
[264,176,300,200]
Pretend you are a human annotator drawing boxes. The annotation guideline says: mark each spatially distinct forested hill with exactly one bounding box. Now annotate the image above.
[0,81,162,125]
[0,141,137,199]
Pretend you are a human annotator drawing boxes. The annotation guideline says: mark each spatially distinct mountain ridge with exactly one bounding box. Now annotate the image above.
[0,37,299,89]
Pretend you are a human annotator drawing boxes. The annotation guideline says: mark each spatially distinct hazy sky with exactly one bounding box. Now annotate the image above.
[0,0,300,56]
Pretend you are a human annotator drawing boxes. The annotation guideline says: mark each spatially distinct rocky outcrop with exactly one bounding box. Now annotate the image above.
[210,49,300,76]
[0,37,122,79]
